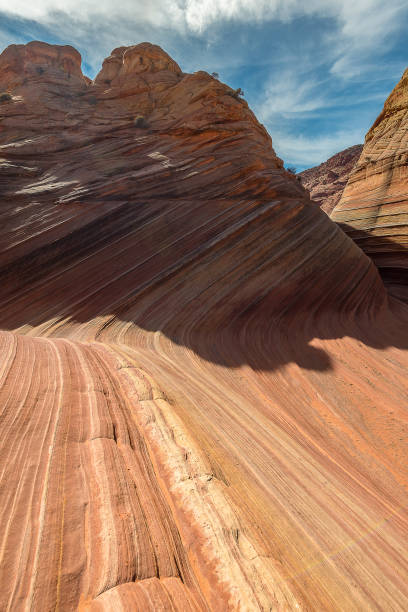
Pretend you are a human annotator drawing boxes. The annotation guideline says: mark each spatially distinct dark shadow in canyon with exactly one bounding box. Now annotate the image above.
[0,210,407,375]
[336,222,408,304]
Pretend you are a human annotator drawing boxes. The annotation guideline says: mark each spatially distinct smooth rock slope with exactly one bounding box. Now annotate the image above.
[1,41,408,611]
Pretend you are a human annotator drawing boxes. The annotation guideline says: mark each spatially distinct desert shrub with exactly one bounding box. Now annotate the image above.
[211,72,219,79]
[134,115,149,129]
[227,87,245,100]
[0,92,12,103]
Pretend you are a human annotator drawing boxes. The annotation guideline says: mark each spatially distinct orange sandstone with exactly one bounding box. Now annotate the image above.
[332,68,408,301]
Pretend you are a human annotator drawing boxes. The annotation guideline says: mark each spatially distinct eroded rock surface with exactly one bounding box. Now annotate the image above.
[299,144,363,214]
[1,41,408,611]
[332,69,408,300]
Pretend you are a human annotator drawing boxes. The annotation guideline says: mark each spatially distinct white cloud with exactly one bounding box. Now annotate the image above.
[1,1,406,39]
[254,65,376,168]
[270,128,364,169]
[1,1,406,78]
[0,0,182,26]
[328,0,407,78]
[183,0,408,75]
[256,72,328,123]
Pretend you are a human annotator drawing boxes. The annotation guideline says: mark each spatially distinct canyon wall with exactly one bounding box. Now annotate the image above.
[332,69,408,300]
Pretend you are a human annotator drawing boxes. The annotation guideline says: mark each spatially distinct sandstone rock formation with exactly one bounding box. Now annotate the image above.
[1,41,408,611]
[332,69,408,300]
[298,144,363,214]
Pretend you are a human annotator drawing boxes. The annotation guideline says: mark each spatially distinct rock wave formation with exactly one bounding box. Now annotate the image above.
[1,41,408,611]
[332,69,408,301]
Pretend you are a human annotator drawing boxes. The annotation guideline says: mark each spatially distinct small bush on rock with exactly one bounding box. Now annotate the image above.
[226,87,245,101]
[0,92,12,103]
[134,115,149,129]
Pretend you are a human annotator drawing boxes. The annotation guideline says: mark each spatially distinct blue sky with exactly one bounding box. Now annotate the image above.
[0,1,407,170]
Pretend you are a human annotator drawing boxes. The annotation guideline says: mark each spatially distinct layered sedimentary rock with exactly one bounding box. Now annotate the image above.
[332,69,408,299]
[1,41,408,611]
[299,144,362,214]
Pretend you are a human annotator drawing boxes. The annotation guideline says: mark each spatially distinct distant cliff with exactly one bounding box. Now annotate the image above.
[298,144,363,214]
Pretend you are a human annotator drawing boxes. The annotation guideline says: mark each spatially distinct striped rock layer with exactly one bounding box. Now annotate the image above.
[331,68,408,300]
[0,41,408,611]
